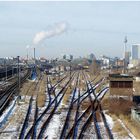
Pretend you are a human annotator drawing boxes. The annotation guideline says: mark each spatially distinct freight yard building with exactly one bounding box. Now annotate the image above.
[109,74,133,114]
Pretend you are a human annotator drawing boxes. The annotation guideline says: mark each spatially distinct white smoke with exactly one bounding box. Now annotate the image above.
[33,22,67,45]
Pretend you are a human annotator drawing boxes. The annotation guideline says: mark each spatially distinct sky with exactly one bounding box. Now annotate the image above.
[0,1,140,59]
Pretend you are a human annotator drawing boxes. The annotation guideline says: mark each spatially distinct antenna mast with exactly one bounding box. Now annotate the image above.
[123,36,127,74]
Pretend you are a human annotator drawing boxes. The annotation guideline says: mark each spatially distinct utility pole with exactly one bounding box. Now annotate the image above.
[123,36,127,74]
[12,65,14,77]
[117,58,118,72]
[70,61,71,81]
[17,56,20,94]
[68,59,72,89]
[4,58,7,82]
[17,56,21,104]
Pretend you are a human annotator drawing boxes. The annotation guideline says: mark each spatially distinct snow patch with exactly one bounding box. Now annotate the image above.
[104,113,114,129]
[45,114,60,139]
[0,97,17,128]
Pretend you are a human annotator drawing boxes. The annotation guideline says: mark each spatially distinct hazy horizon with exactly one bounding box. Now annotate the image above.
[0,1,140,59]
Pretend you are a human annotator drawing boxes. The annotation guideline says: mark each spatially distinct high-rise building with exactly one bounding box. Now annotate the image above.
[129,44,140,68]
[131,44,140,59]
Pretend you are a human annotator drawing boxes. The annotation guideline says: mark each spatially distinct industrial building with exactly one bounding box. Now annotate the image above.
[109,74,133,114]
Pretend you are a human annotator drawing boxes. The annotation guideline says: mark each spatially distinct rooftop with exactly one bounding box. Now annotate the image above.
[109,74,133,81]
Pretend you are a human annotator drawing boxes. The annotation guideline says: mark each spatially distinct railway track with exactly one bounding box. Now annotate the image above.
[73,77,105,104]
[19,73,43,139]
[0,69,113,139]
[19,96,33,139]
[81,72,102,139]
[99,104,113,139]
[37,72,76,139]
[23,72,75,139]
[0,69,31,115]
[62,71,112,139]
[87,79,113,139]
[79,71,113,139]
[60,72,80,139]
[58,71,106,139]
[72,82,80,138]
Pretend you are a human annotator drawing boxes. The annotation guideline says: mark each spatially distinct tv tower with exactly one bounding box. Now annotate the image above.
[123,36,127,74]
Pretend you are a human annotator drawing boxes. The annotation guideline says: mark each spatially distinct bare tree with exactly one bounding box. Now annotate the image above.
[90,60,100,75]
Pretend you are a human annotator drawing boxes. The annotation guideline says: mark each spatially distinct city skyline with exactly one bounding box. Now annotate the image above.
[0,1,140,58]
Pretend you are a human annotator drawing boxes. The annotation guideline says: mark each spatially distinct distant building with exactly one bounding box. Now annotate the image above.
[0,58,5,65]
[88,53,96,61]
[129,59,140,68]
[63,55,66,60]
[39,57,48,63]
[63,54,73,60]
[131,44,140,59]
[55,65,66,72]
[70,55,73,60]
[128,44,140,68]
[115,59,124,67]
[27,59,36,66]
[100,55,111,69]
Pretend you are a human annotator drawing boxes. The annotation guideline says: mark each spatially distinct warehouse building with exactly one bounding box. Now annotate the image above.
[109,74,133,114]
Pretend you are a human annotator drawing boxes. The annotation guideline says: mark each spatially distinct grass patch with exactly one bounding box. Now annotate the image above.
[119,114,140,139]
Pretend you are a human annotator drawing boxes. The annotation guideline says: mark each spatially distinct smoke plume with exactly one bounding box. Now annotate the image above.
[33,22,67,45]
